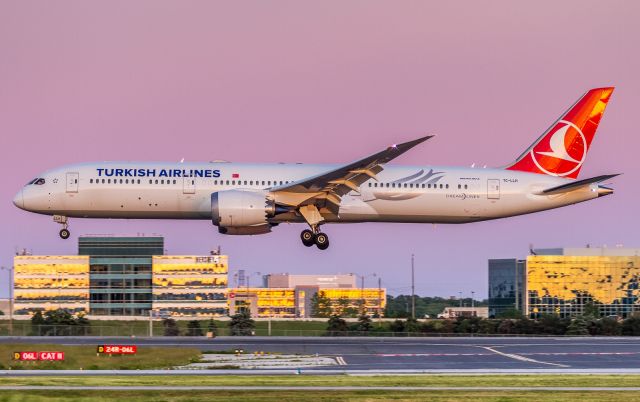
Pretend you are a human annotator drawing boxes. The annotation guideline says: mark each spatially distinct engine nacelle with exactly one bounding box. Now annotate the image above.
[211,190,274,235]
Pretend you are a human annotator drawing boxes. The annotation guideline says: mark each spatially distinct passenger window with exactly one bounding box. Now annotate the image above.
[232,181,236,185]
[161,180,164,184]
[108,179,111,184]
[428,184,431,189]
[385,183,389,188]
[268,181,272,185]
[244,181,247,185]
[214,180,218,185]
[410,184,414,188]
[421,184,425,188]
[149,180,153,184]
[458,184,461,189]
[125,179,129,184]
[250,181,253,185]
[279,181,283,185]
[102,179,105,184]
[226,180,229,185]
[464,184,468,189]
[75,179,78,184]
[440,184,443,189]
[155,179,158,184]
[90,179,94,184]
[446,184,449,189]
[137,179,141,184]
[261,181,265,185]
[173,180,176,184]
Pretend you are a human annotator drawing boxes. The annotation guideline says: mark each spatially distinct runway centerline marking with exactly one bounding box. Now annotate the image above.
[480,346,569,368]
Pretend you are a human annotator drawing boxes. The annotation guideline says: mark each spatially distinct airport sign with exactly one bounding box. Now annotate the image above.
[97,345,137,355]
[13,351,64,361]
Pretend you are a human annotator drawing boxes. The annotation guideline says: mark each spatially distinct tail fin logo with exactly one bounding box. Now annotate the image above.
[505,87,614,179]
[531,120,586,177]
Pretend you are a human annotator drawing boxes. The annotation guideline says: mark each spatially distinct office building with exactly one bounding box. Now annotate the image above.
[14,256,90,315]
[229,274,385,318]
[487,258,525,317]
[489,247,640,319]
[14,236,228,317]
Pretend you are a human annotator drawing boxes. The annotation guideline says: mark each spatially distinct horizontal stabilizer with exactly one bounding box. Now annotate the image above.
[541,174,620,195]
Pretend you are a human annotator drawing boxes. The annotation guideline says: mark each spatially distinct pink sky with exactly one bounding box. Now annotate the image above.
[1,1,639,298]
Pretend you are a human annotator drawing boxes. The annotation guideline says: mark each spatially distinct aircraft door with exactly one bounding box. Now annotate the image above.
[66,172,79,193]
[183,177,196,194]
[487,179,500,199]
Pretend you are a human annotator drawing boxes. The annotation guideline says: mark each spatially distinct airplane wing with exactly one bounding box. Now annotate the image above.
[540,174,620,195]
[271,135,433,212]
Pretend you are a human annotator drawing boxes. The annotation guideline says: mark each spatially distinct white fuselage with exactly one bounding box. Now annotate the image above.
[14,161,603,225]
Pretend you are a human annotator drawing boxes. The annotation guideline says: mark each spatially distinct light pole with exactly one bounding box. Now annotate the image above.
[459,291,463,308]
[471,291,475,315]
[411,254,415,319]
[377,276,382,324]
[245,272,262,317]
[1,266,14,336]
[352,273,377,316]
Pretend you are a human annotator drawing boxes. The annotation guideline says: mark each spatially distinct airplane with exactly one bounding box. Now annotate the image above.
[13,87,617,250]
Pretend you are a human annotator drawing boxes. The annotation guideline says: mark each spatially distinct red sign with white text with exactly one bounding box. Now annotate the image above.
[97,345,137,355]
[14,351,64,361]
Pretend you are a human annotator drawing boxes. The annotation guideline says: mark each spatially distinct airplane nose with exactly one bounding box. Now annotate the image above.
[13,189,24,209]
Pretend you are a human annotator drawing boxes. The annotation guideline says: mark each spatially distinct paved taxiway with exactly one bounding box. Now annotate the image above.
[2,336,640,371]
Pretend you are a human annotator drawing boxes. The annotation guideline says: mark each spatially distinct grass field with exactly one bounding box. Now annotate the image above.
[0,344,200,370]
[0,375,638,400]
[0,390,637,402]
[0,375,639,387]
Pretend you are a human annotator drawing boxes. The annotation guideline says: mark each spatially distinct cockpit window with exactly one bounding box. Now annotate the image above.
[34,178,46,185]
[27,178,38,185]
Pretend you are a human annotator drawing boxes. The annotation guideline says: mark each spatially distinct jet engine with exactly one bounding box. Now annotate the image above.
[211,190,284,235]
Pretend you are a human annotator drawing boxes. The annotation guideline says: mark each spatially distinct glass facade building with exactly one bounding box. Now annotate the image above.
[228,287,386,318]
[14,256,90,315]
[526,254,640,318]
[80,236,162,316]
[152,255,228,317]
[488,259,525,317]
[489,247,640,319]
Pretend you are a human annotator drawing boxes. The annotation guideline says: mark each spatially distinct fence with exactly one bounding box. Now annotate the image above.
[0,322,593,337]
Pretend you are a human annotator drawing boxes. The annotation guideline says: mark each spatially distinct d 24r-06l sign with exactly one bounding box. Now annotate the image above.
[97,345,137,355]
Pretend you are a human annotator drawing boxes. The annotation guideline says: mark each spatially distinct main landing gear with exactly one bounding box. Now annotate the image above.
[298,205,329,250]
[300,228,330,250]
[53,215,71,239]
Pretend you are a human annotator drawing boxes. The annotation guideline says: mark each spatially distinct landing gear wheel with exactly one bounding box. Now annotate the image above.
[315,232,329,250]
[59,228,70,240]
[300,229,315,247]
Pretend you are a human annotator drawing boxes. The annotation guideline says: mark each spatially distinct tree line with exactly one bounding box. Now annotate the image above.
[324,313,640,336]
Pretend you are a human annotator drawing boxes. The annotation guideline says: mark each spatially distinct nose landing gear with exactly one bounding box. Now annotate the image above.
[53,215,70,239]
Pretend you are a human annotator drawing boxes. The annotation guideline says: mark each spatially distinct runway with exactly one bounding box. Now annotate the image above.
[2,336,640,372]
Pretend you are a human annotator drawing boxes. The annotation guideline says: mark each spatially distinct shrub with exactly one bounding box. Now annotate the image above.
[186,320,203,336]
[163,318,181,336]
